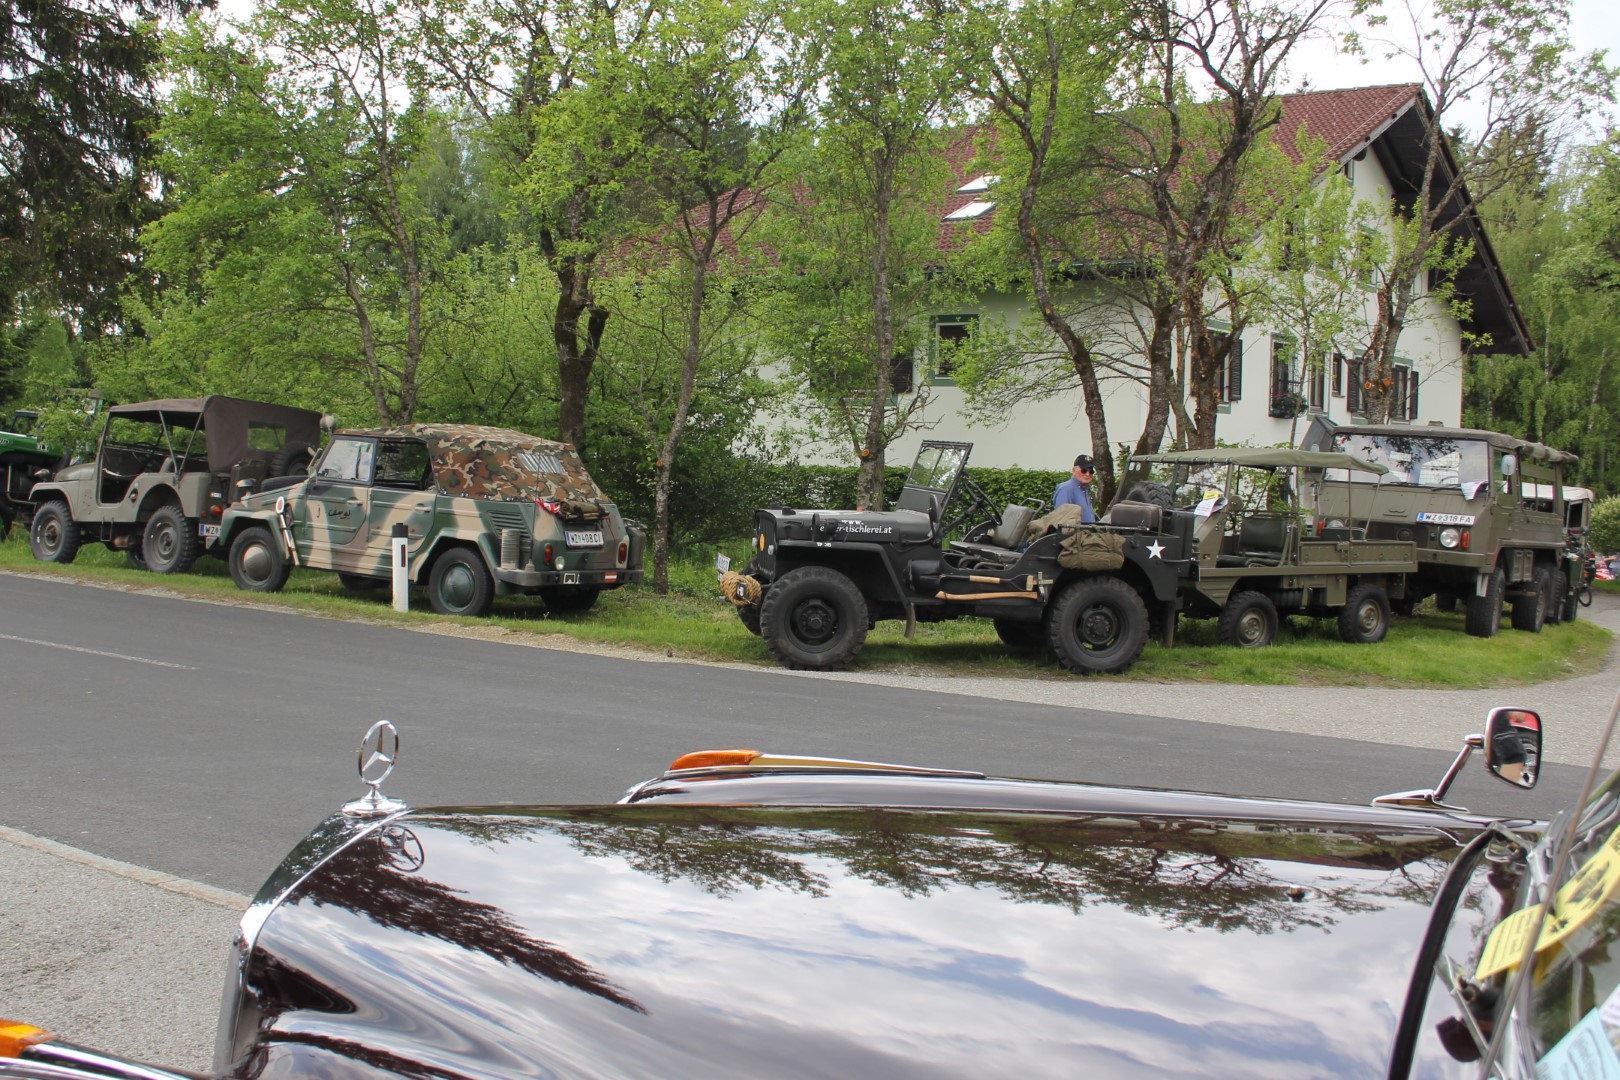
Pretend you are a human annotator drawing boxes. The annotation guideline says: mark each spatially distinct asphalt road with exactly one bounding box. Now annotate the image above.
[3,569,1614,1072]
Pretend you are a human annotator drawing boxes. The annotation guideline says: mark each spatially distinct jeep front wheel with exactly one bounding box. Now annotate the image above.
[230,526,291,593]
[30,500,79,564]
[429,548,493,617]
[1046,576,1148,675]
[1338,583,1391,644]
[759,566,869,671]
[1217,590,1278,648]
[143,505,199,574]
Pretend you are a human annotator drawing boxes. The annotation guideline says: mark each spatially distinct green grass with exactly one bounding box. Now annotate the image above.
[1,530,1609,688]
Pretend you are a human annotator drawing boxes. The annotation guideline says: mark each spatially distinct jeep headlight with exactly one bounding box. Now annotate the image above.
[1438,527,1461,549]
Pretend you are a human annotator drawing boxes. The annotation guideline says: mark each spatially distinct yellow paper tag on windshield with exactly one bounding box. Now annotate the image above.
[1476,844,1620,980]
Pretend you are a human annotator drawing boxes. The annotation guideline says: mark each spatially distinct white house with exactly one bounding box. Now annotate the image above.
[864,85,1531,471]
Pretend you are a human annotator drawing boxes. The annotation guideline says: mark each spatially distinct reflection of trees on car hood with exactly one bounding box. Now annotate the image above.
[423,806,1456,937]
[353,423,611,506]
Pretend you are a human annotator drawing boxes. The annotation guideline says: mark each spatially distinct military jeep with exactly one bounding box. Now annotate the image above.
[1302,418,1583,637]
[0,411,65,541]
[27,396,324,572]
[1116,448,1419,647]
[729,440,1183,676]
[211,423,645,617]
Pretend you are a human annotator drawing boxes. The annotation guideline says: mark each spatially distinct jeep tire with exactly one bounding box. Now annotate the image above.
[1510,566,1550,634]
[271,441,319,477]
[759,566,869,671]
[1046,576,1148,675]
[125,537,148,571]
[1338,583,1391,644]
[1464,567,1505,639]
[1218,590,1279,648]
[1547,569,1568,625]
[30,500,79,564]
[994,617,1047,651]
[736,602,763,636]
[143,505,199,574]
[429,548,494,617]
[540,586,601,612]
[229,526,291,592]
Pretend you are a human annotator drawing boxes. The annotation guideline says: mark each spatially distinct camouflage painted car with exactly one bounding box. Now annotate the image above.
[212,424,645,616]
[27,396,325,573]
[1302,418,1583,637]
[0,411,64,541]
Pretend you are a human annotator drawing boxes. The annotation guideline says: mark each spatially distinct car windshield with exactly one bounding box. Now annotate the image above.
[906,444,968,493]
[1331,432,1493,489]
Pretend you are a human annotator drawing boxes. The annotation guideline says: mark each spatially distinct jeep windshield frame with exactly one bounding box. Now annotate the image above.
[896,441,972,519]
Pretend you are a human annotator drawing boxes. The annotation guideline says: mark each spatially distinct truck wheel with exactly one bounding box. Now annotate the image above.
[1547,570,1568,625]
[338,572,385,592]
[1509,566,1550,634]
[1217,591,1278,648]
[1046,577,1148,675]
[143,505,200,574]
[1464,568,1505,639]
[230,526,291,592]
[1338,583,1391,644]
[429,548,493,617]
[540,586,601,612]
[30,500,80,564]
[736,602,763,636]
[759,566,869,671]
[271,442,319,477]
[994,618,1047,651]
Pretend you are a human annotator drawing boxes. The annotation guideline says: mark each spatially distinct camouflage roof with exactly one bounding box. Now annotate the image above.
[346,423,610,504]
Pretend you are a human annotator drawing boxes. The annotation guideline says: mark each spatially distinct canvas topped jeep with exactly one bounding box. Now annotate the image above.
[1302,418,1583,637]
[27,396,325,573]
[727,440,1186,676]
[211,423,645,617]
[1115,448,1420,647]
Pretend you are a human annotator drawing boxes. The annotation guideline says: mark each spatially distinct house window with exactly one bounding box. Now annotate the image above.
[1392,362,1419,420]
[1268,336,1301,418]
[1212,330,1242,402]
[932,314,978,380]
[1332,352,1345,398]
[1307,357,1325,411]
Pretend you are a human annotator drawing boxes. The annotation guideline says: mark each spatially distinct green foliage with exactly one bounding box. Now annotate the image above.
[1590,497,1620,556]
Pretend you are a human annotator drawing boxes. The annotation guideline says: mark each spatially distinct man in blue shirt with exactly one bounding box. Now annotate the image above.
[1053,454,1097,522]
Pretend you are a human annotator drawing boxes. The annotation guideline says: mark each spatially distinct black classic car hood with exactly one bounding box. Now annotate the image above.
[227,804,1497,1079]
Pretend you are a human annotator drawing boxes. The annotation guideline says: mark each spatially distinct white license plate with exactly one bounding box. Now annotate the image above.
[565,530,603,546]
[562,572,580,584]
[199,523,220,538]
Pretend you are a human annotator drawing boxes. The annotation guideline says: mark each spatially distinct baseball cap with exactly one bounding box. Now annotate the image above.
[1073,454,1095,471]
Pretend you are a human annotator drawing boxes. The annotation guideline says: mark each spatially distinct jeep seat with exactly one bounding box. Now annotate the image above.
[991,503,1037,548]
[1218,515,1290,567]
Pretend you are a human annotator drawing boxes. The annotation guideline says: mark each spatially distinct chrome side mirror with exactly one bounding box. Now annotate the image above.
[1484,707,1541,789]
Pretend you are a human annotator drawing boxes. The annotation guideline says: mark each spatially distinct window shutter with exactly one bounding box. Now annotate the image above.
[1228,338,1243,401]
[1409,371,1419,420]
[1347,361,1361,414]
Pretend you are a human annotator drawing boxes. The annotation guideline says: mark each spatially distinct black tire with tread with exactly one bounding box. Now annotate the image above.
[759,566,869,671]
[994,618,1047,651]
[30,500,79,564]
[1338,583,1391,644]
[1121,481,1173,510]
[1509,566,1550,634]
[736,602,763,636]
[125,539,148,571]
[429,547,494,617]
[1217,591,1279,648]
[540,586,601,612]
[1548,569,1568,625]
[271,442,319,477]
[1045,576,1149,675]
[143,505,199,574]
[229,526,291,593]
[1464,568,1505,638]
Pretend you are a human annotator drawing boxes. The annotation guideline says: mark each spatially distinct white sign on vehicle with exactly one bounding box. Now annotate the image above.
[566,530,604,546]
[562,572,581,584]
[199,523,221,538]
[1416,512,1476,525]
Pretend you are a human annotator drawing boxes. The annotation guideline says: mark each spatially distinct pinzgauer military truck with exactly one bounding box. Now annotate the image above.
[212,424,645,617]
[1302,418,1583,638]
[28,396,325,572]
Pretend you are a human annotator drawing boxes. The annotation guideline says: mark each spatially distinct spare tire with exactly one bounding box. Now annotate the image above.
[1122,481,1173,509]
[271,442,318,477]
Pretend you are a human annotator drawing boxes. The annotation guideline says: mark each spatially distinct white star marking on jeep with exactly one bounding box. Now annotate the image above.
[1146,540,1165,559]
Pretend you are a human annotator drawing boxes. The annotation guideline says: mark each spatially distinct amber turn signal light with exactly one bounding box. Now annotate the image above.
[668,749,762,770]
[0,1020,53,1057]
